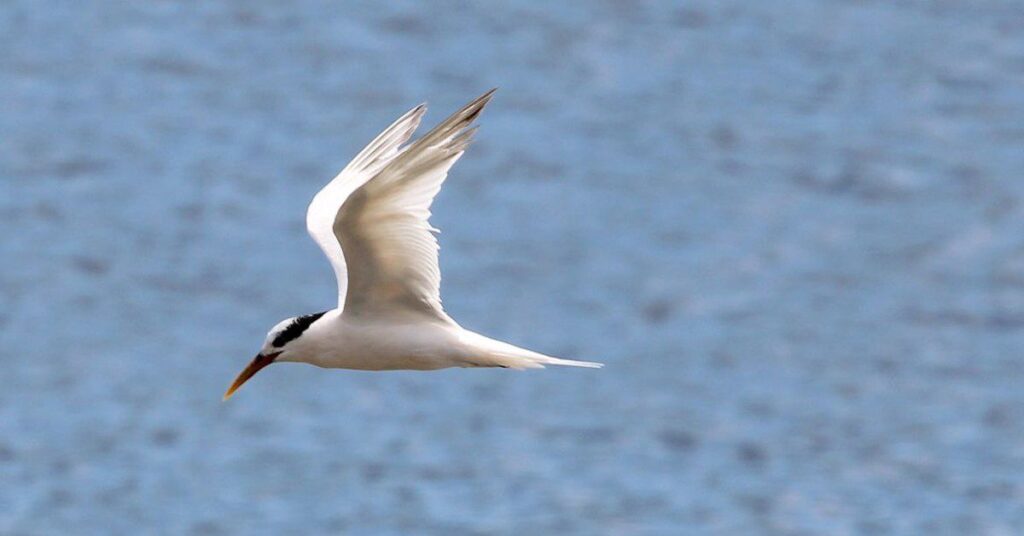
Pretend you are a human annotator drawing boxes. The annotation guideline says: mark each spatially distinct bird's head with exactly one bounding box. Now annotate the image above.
[222,312,327,400]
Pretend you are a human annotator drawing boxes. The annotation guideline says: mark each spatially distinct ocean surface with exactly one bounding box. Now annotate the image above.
[2,1,1024,534]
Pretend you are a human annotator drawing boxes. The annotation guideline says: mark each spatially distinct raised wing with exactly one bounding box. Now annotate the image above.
[333,89,496,320]
[306,104,426,306]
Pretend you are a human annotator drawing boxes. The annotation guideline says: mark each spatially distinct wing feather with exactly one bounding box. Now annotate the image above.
[305,104,426,306]
[334,89,496,320]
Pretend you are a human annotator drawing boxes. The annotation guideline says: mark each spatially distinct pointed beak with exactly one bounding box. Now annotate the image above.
[223,352,280,401]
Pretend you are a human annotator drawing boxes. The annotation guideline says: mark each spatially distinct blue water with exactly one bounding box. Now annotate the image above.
[2,1,1024,534]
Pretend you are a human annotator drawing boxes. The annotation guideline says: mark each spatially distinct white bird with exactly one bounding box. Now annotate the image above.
[224,90,601,400]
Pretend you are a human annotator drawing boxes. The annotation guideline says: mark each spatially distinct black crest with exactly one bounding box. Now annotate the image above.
[272,311,327,348]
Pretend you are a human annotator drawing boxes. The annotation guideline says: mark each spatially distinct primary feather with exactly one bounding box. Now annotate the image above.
[305,104,427,307]
[333,89,496,320]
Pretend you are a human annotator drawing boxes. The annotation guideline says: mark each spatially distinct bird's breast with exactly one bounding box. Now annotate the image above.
[300,317,463,371]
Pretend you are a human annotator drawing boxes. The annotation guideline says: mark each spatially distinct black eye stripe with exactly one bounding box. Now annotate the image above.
[272,311,327,348]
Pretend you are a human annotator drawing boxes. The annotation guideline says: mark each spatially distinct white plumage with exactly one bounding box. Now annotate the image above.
[225,90,601,400]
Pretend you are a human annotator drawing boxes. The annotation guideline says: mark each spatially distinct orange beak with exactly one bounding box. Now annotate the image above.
[223,352,280,401]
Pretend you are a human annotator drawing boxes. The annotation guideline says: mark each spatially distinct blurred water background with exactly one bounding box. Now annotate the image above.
[3,1,1024,534]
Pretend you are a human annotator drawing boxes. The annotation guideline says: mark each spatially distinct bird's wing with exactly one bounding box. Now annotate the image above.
[306,104,426,307]
[334,89,496,320]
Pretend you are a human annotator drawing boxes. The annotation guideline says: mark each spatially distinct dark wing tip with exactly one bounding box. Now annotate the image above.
[460,88,498,125]
[476,87,498,107]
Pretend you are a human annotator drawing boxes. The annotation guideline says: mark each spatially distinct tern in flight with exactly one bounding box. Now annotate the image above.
[224,90,601,400]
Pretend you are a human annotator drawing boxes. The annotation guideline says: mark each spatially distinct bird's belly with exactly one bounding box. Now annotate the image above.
[306,321,464,371]
[312,350,448,371]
